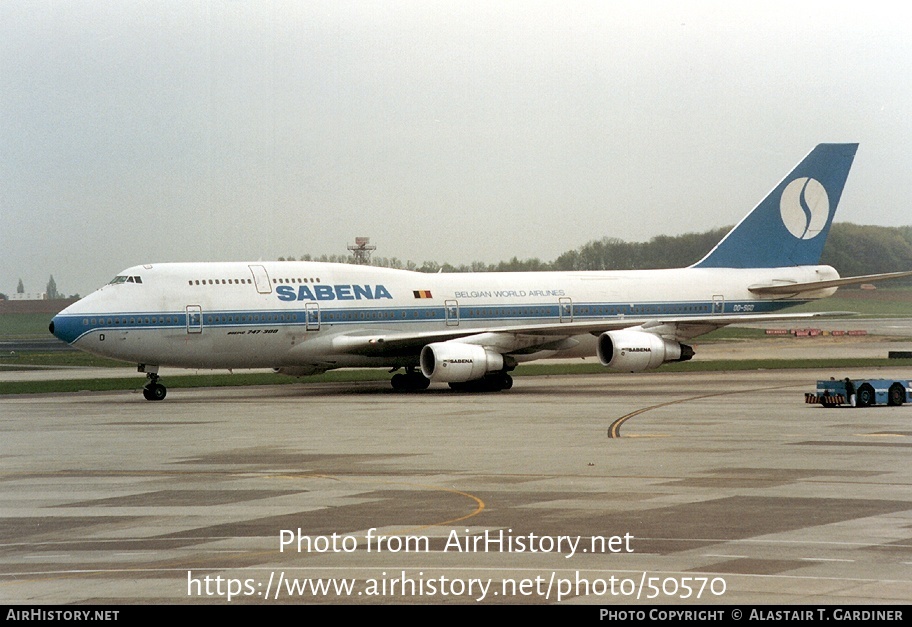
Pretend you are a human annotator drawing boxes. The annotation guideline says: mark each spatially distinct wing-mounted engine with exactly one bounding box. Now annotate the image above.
[420,342,505,383]
[597,330,694,372]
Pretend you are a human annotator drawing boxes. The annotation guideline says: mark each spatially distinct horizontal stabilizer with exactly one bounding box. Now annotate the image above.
[749,270,912,295]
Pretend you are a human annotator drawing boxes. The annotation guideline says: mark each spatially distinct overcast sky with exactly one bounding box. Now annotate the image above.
[2,1,911,297]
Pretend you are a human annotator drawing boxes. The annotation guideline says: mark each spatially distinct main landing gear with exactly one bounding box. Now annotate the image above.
[390,367,431,392]
[448,371,513,393]
[139,365,167,401]
[389,367,515,393]
[389,368,513,392]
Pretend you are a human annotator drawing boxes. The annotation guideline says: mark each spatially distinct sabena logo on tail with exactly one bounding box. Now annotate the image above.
[780,177,829,240]
[692,143,857,269]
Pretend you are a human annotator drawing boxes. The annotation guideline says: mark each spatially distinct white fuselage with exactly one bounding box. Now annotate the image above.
[51,261,838,371]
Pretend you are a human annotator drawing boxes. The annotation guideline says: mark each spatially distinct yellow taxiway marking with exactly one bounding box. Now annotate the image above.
[608,384,800,439]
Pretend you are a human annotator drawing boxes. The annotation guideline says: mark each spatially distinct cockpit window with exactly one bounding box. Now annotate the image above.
[109,275,142,285]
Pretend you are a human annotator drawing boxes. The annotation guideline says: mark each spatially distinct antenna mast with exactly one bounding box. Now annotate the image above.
[347,237,376,265]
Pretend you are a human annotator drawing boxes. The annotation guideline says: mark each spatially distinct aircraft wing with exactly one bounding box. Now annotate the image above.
[327,310,855,357]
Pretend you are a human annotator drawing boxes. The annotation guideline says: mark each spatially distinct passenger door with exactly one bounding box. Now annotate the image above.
[186,305,203,334]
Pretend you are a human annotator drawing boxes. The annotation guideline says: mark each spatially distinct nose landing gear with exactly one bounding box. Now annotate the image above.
[139,365,167,401]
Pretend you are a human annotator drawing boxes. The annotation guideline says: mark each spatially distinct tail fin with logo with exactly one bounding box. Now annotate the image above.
[692,143,859,269]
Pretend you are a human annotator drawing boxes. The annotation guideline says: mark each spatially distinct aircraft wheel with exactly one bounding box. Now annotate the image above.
[143,383,167,401]
[448,374,511,393]
[408,372,431,390]
[391,372,430,392]
[888,383,905,406]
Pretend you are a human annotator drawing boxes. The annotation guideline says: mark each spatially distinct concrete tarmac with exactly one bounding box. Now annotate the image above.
[2,364,912,605]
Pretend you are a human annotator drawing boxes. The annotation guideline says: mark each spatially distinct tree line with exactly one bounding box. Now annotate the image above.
[7,223,906,302]
[280,223,912,283]
[0,276,76,301]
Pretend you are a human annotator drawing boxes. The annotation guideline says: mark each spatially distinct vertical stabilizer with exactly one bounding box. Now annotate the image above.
[692,143,858,268]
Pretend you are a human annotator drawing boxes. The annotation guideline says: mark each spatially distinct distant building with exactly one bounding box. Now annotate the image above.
[9,293,47,301]
[0,296,78,314]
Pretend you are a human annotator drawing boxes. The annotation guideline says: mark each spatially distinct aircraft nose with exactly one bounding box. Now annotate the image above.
[49,314,67,343]
[48,301,88,345]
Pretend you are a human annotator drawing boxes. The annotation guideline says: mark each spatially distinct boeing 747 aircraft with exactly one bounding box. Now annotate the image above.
[49,144,912,399]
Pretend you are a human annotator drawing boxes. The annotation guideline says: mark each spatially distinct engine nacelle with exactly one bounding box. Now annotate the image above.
[420,342,505,383]
[597,330,694,372]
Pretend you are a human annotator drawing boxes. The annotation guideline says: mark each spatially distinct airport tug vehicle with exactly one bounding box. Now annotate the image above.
[805,378,911,408]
